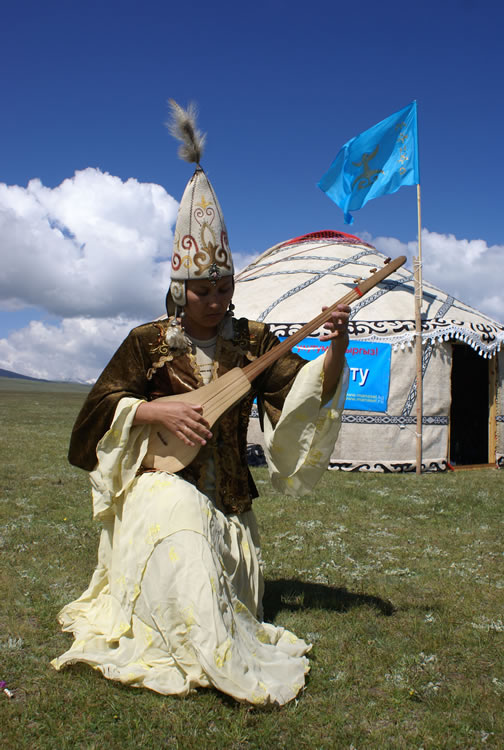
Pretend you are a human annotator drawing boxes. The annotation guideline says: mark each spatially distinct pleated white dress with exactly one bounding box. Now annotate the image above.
[52,356,347,705]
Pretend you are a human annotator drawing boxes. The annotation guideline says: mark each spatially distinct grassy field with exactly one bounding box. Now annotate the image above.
[1,378,503,749]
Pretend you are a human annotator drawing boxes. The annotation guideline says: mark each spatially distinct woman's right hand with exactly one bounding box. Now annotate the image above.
[133,400,212,447]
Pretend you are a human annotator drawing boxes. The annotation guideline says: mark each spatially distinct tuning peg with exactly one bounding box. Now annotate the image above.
[384,257,391,264]
[353,277,363,284]
[369,267,377,274]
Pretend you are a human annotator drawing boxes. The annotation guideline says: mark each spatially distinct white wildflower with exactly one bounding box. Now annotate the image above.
[384,567,416,577]
[418,652,438,665]
[422,545,446,557]
[0,636,24,650]
[491,677,504,694]
[370,529,396,538]
[471,618,504,632]
[329,670,346,682]
[296,520,322,529]
[478,730,494,743]
[385,670,405,685]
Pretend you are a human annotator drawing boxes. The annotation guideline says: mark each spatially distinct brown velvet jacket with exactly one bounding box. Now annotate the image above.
[68,316,306,514]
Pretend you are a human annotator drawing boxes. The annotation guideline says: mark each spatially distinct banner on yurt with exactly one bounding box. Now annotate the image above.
[281,337,392,412]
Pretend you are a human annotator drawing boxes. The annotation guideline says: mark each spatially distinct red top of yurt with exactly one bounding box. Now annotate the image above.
[277,230,363,248]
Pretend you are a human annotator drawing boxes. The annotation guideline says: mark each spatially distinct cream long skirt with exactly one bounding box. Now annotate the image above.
[52,472,311,706]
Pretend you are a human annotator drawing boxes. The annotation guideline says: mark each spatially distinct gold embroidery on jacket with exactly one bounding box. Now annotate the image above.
[147,321,185,379]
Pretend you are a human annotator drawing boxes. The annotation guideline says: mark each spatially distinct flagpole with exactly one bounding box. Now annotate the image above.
[317,99,422,472]
[415,183,423,475]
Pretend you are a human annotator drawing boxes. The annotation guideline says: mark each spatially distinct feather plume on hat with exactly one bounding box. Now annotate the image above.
[166,99,206,165]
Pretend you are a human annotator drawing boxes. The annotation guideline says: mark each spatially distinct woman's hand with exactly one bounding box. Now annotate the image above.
[320,303,350,401]
[134,400,212,447]
[320,303,351,343]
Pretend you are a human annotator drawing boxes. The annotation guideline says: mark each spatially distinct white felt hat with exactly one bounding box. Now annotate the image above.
[166,100,234,309]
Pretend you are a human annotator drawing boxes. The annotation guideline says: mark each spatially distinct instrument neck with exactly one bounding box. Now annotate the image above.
[242,255,405,382]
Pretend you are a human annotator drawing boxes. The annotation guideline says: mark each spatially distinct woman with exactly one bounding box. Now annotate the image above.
[51,103,350,705]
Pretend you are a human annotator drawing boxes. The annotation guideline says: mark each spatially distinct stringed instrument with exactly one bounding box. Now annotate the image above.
[143,255,406,473]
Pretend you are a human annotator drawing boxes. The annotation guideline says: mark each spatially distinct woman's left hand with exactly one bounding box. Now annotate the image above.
[320,303,350,401]
[320,303,351,342]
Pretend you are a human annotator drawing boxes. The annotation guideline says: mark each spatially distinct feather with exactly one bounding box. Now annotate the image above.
[166,99,206,165]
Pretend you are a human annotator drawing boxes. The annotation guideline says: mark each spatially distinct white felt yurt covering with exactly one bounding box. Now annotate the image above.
[233,231,504,472]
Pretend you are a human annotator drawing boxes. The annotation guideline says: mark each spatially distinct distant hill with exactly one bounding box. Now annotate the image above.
[0,367,48,381]
[0,371,91,394]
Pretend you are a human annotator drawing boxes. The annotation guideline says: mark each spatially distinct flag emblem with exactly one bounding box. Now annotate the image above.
[351,145,384,190]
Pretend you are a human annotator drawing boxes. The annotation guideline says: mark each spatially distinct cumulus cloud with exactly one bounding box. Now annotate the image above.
[0,168,178,319]
[0,316,139,383]
[368,229,504,324]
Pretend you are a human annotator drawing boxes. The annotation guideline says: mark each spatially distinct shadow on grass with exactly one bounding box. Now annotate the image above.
[263,578,395,621]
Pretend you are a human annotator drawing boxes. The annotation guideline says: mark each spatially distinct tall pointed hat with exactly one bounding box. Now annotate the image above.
[166,100,234,311]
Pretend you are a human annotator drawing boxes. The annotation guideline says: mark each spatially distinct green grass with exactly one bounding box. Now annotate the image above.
[1,378,503,748]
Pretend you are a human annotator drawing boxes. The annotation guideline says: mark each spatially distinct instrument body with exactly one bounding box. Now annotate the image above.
[143,367,252,473]
[144,255,406,473]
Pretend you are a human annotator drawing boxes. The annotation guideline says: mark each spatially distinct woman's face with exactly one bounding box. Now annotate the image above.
[183,276,234,339]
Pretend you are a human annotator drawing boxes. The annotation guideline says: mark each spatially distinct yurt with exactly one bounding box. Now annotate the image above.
[233,231,504,472]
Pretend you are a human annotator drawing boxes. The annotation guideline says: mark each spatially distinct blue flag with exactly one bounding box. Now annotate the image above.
[318,101,419,224]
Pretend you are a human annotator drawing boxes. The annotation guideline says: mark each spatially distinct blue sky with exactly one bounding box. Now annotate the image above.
[1,0,503,381]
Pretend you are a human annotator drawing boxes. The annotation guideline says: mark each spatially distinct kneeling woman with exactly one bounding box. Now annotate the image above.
[52,104,349,705]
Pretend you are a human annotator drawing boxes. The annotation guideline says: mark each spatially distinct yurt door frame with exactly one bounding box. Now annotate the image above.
[449,344,497,466]
[489,355,498,462]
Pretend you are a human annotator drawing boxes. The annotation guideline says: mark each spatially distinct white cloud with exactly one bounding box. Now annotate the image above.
[234,251,261,275]
[1,168,178,319]
[369,229,504,323]
[0,317,139,383]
